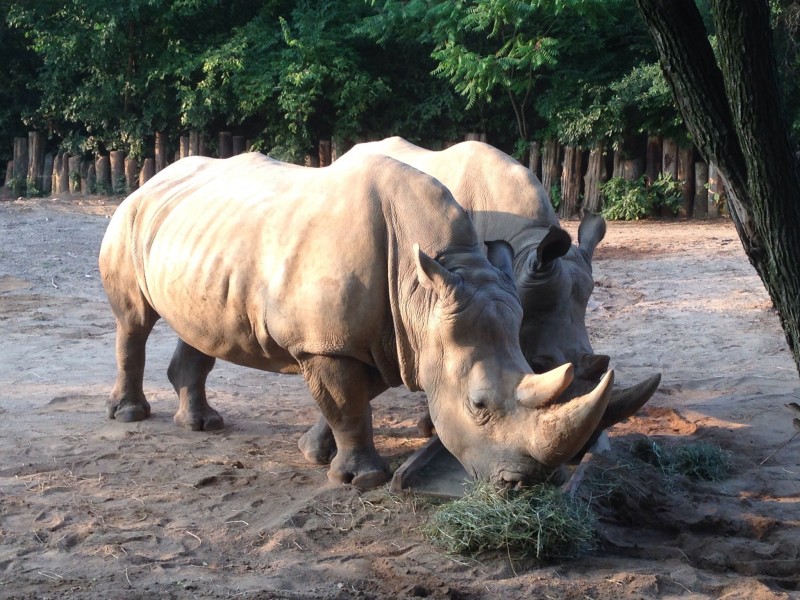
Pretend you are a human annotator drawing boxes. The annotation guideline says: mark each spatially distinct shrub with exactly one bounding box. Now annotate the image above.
[600,173,684,220]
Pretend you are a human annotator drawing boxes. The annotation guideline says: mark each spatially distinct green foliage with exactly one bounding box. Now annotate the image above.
[601,173,683,220]
[424,481,596,560]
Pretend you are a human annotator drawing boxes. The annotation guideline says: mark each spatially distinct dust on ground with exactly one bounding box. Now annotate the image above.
[0,196,798,599]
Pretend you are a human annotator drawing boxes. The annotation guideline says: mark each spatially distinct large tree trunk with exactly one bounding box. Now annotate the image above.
[634,0,800,374]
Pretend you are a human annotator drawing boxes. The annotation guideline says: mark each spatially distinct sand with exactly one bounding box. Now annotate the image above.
[0,195,797,599]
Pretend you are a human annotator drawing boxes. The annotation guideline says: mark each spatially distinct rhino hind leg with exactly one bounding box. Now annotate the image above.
[167,340,224,431]
[299,355,390,490]
[298,415,337,465]
[107,314,158,422]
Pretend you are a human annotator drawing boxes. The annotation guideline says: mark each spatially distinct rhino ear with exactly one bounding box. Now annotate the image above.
[485,240,514,278]
[534,225,572,270]
[577,212,606,260]
[414,243,458,295]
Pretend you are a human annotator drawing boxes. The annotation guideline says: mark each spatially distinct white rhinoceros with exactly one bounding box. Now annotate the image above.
[338,137,660,442]
[99,151,612,489]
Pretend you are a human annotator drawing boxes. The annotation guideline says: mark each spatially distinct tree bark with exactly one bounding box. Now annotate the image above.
[635,0,800,372]
[42,153,53,196]
[27,132,44,196]
[559,146,583,219]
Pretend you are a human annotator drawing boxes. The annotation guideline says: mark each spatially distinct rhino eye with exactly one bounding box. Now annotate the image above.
[467,393,494,425]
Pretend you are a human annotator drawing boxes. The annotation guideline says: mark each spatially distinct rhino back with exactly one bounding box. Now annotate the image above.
[101,152,474,385]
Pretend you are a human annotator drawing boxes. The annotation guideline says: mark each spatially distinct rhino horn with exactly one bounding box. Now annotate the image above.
[598,372,661,430]
[530,370,613,467]
[516,363,574,408]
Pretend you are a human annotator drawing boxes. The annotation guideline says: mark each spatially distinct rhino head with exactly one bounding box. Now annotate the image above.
[413,241,613,486]
[515,213,660,438]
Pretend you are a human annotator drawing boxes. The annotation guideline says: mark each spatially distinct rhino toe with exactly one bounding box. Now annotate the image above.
[108,397,151,422]
[174,408,224,431]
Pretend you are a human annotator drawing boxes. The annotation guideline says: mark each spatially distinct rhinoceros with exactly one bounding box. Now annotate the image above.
[332,137,660,444]
[99,151,613,489]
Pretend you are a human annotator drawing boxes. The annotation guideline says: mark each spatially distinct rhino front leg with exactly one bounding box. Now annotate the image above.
[107,315,157,422]
[299,355,389,490]
[167,340,224,431]
[298,415,337,465]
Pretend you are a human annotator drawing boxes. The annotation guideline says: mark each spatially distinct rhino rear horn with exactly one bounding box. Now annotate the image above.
[599,373,661,430]
[577,212,606,260]
[535,225,572,270]
[485,240,514,278]
[516,363,574,408]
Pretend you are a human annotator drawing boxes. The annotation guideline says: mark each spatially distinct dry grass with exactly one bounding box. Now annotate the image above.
[629,438,731,481]
[423,481,596,560]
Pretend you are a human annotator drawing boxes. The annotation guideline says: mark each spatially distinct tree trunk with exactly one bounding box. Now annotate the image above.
[528,141,541,179]
[677,145,694,217]
[645,134,663,184]
[110,150,126,194]
[635,0,800,373]
[582,142,606,214]
[27,132,44,196]
[154,131,168,172]
[693,161,709,218]
[541,138,560,199]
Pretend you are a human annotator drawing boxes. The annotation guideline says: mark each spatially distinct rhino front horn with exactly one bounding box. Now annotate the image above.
[530,370,613,467]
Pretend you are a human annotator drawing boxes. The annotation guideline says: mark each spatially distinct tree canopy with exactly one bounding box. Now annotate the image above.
[1,0,797,164]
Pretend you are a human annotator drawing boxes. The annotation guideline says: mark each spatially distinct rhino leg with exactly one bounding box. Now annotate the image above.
[107,314,157,422]
[298,415,337,465]
[167,340,224,431]
[299,355,390,490]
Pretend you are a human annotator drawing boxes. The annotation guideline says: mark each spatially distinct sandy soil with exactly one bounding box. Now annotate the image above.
[0,196,798,600]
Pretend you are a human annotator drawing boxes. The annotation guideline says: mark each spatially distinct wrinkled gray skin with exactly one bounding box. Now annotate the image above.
[99,152,613,490]
[306,138,660,453]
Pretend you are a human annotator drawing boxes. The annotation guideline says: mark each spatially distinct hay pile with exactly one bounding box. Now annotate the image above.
[630,439,731,481]
[423,482,596,560]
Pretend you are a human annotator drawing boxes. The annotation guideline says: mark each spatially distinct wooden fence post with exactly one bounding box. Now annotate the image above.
[582,141,606,214]
[622,158,643,181]
[541,138,560,199]
[67,155,81,194]
[464,132,487,142]
[318,140,332,167]
[559,145,582,219]
[124,156,138,193]
[27,132,44,195]
[12,137,28,196]
[85,162,96,195]
[528,141,541,179]
[95,154,111,194]
[179,136,189,160]
[677,146,694,217]
[139,158,155,186]
[219,132,233,158]
[42,153,53,196]
[4,161,13,192]
[155,131,168,172]
[707,163,725,217]
[662,138,678,180]
[693,161,709,218]
[110,150,126,194]
[645,134,662,184]
[189,130,200,156]
[232,135,246,156]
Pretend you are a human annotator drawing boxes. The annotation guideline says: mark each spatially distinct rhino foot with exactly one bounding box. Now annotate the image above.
[416,412,435,438]
[107,396,151,422]
[328,449,390,491]
[298,418,337,465]
[174,407,224,431]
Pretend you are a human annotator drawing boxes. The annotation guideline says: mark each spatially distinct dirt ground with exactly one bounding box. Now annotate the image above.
[0,195,798,600]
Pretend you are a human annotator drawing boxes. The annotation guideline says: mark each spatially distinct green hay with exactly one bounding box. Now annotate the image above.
[630,439,731,481]
[423,481,596,560]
